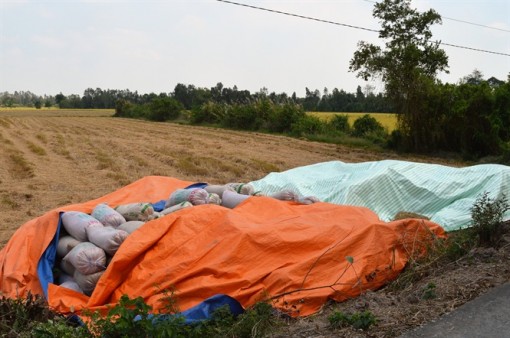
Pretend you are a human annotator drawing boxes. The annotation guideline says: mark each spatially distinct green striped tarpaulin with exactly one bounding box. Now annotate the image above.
[250,160,510,231]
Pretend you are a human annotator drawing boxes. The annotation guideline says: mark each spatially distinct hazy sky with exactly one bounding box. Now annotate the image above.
[1,0,509,97]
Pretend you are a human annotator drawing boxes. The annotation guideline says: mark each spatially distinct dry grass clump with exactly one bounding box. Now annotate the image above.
[26,141,47,156]
[7,150,34,179]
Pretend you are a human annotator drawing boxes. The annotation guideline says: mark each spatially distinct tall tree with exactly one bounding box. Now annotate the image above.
[349,0,449,151]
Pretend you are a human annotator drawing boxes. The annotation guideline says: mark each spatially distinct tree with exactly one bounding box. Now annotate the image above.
[461,69,484,85]
[349,0,449,151]
[55,93,66,108]
[147,97,183,121]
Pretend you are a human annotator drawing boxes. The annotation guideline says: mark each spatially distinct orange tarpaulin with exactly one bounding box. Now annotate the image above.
[0,176,445,317]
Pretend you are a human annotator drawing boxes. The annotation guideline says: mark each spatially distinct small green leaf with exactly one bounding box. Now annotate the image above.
[345,256,354,264]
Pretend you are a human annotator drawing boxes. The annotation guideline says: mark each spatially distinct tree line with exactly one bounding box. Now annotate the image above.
[0,83,392,113]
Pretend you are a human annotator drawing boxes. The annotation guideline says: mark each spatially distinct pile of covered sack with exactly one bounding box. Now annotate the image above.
[55,182,319,295]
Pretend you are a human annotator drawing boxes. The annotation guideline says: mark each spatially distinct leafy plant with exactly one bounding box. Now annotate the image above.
[328,310,377,331]
[32,316,89,338]
[328,114,351,133]
[0,293,53,336]
[290,115,326,136]
[421,282,437,300]
[87,295,158,337]
[351,114,385,138]
[230,302,275,338]
[470,192,509,247]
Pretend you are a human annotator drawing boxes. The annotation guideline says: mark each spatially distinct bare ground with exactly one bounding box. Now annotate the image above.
[1,110,507,337]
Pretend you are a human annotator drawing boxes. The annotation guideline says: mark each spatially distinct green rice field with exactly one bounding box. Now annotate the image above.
[308,112,398,132]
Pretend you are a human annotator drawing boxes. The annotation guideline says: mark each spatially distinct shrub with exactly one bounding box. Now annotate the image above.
[0,293,54,336]
[290,115,326,136]
[190,101,224,124]
[470,192,509,247]
[147,97,184,122]
[114,100,149,119]
[352,114,385,138]
[267,102,305,133]
[114,99,132,117]
[221,104,263,130]
[328,114,350,133]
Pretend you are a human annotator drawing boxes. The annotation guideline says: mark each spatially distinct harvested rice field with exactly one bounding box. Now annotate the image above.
[0,109,441,248]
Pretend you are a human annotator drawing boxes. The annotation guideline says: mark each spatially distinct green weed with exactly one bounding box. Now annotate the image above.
[0,293,53,336]
[421,282,437,300]
[328,310,377,331]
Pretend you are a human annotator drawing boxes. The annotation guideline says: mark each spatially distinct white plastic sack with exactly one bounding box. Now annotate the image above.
[57,272,75,285]
[166,188,209,208]
[61,211,103,242]
[204,184,230,196]
[160,201,193,216]
[58,273,84,293]
[208,193,222,205]
[59,259,75,276]
[86,226,129,256]
[115,202,154,221]
[148,212,162,221]
[221,190,250,209]
[63,242,106,275]
[60,280,84,294]
[57,236,82,257]
[74,270,104,296]
[226,183,255,195]
[92,203,126,227]
[117,221,145,234]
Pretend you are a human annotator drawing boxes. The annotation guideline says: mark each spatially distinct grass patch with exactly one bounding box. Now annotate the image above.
[35,133,48,144]
[8,151,35,179]
[0,108,114,118]
[131,155,148,167]
[175,156,209,176]
[303,133,386,151]
[0,132,13,145]
[53,134,72,159]
[95,150,116,170]
[0,118,11,128]
[1,195,20,209]
[105,171,131,186]
[250,158,280,173]
[172,152,245,177]
[26,141,47,156]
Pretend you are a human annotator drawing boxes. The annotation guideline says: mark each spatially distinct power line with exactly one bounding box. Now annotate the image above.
[216,0,378,33]
[216,0,510,57]
[362,0,510,33]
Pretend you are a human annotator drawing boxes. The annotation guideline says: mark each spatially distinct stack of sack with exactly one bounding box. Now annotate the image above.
[57,204,129,295]
[55,182,319,295]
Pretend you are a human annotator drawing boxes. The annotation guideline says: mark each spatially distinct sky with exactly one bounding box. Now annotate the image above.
[0,0,509,97]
